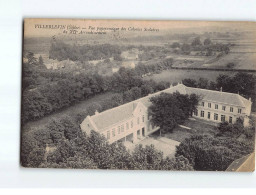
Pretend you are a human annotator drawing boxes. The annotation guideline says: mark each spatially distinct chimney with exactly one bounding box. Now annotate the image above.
[95,110,99,115]
[249,97,252,102]
[220,87,222,92]
[170,83,173,88]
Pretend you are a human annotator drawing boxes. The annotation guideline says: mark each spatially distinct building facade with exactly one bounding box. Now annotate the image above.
[80,84,252,144]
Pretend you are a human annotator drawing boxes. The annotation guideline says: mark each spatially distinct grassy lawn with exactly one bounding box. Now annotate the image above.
[149,118,218,142]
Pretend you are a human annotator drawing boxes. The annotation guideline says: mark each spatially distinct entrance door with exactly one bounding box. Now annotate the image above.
[142,127,145,137]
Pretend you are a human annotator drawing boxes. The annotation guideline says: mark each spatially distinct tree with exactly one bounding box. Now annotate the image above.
[216,74,233,92]
[191,36,202,47]
[198,78,209,89]
[175,134,254,171]
[26,52,38,65]
[203,38,212,45]
[148,92,199,135]
[113,54,123,61]
[182,79,197,88]
[181,43,191,54]
[226,62,235,68]
[217,118,245,138]
[171,42,180,48]
[38,55,44,66]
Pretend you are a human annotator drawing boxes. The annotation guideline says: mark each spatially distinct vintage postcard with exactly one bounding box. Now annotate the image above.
[21,19,255,171]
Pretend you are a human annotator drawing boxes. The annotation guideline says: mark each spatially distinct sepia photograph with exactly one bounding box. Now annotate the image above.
[21,18,255,171]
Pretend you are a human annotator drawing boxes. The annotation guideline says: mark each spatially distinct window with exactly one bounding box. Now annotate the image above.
[121,124,124,132]
[208,112,211,119]
[200,111,204,118]
[238,108,242,114]
[194,109,198,116]
[142,115,145,122]
[118,126,120,134]
[214,113,218,121]
[126,122,129,130]
[201,102,205,107]
[208,103,211,108]
[137,117,140,125]
[107,131,110,139]
[131,120,133,128]
[112,129,115,137]
[221,115,225,122]
[230,107,233,112]
[222,106,226,111]
[229,116,232,123]
[215,104,218,109]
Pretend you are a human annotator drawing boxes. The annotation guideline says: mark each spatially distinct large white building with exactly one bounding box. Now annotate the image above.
[81,83,252,144]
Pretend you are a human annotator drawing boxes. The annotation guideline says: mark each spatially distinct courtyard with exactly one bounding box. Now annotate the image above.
[124,136,180,158]
[149,118,218,142]
[124,118,218,158]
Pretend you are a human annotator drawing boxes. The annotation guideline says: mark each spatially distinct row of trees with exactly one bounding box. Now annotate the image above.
[49,40,122,62]
[21,116,193,170]
[171,37,230,55]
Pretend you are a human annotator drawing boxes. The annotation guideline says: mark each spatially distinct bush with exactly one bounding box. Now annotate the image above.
[175,134,254,171]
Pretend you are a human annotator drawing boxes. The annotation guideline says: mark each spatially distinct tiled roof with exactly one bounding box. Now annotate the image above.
[185,86,250,107]
[226,153,255,172]
[86,84,251,131]
[91,102,136,131]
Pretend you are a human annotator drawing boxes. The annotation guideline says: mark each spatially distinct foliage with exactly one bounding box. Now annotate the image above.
[176,134,254,171]
[149,92,200,134]
[49,40,122,62]
[203,38,212,46]
[21,116,193,170]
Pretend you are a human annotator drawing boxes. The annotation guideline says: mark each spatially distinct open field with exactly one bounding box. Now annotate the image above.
[143,69,237,83]
[211,52,256,70]
[22,92,116,133]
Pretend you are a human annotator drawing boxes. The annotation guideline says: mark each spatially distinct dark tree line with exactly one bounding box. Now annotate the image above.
[171,37,230,55]
[49,40,122,62]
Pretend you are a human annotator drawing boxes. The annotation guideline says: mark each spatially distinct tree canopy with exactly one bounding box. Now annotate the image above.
[148,92,200,135]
